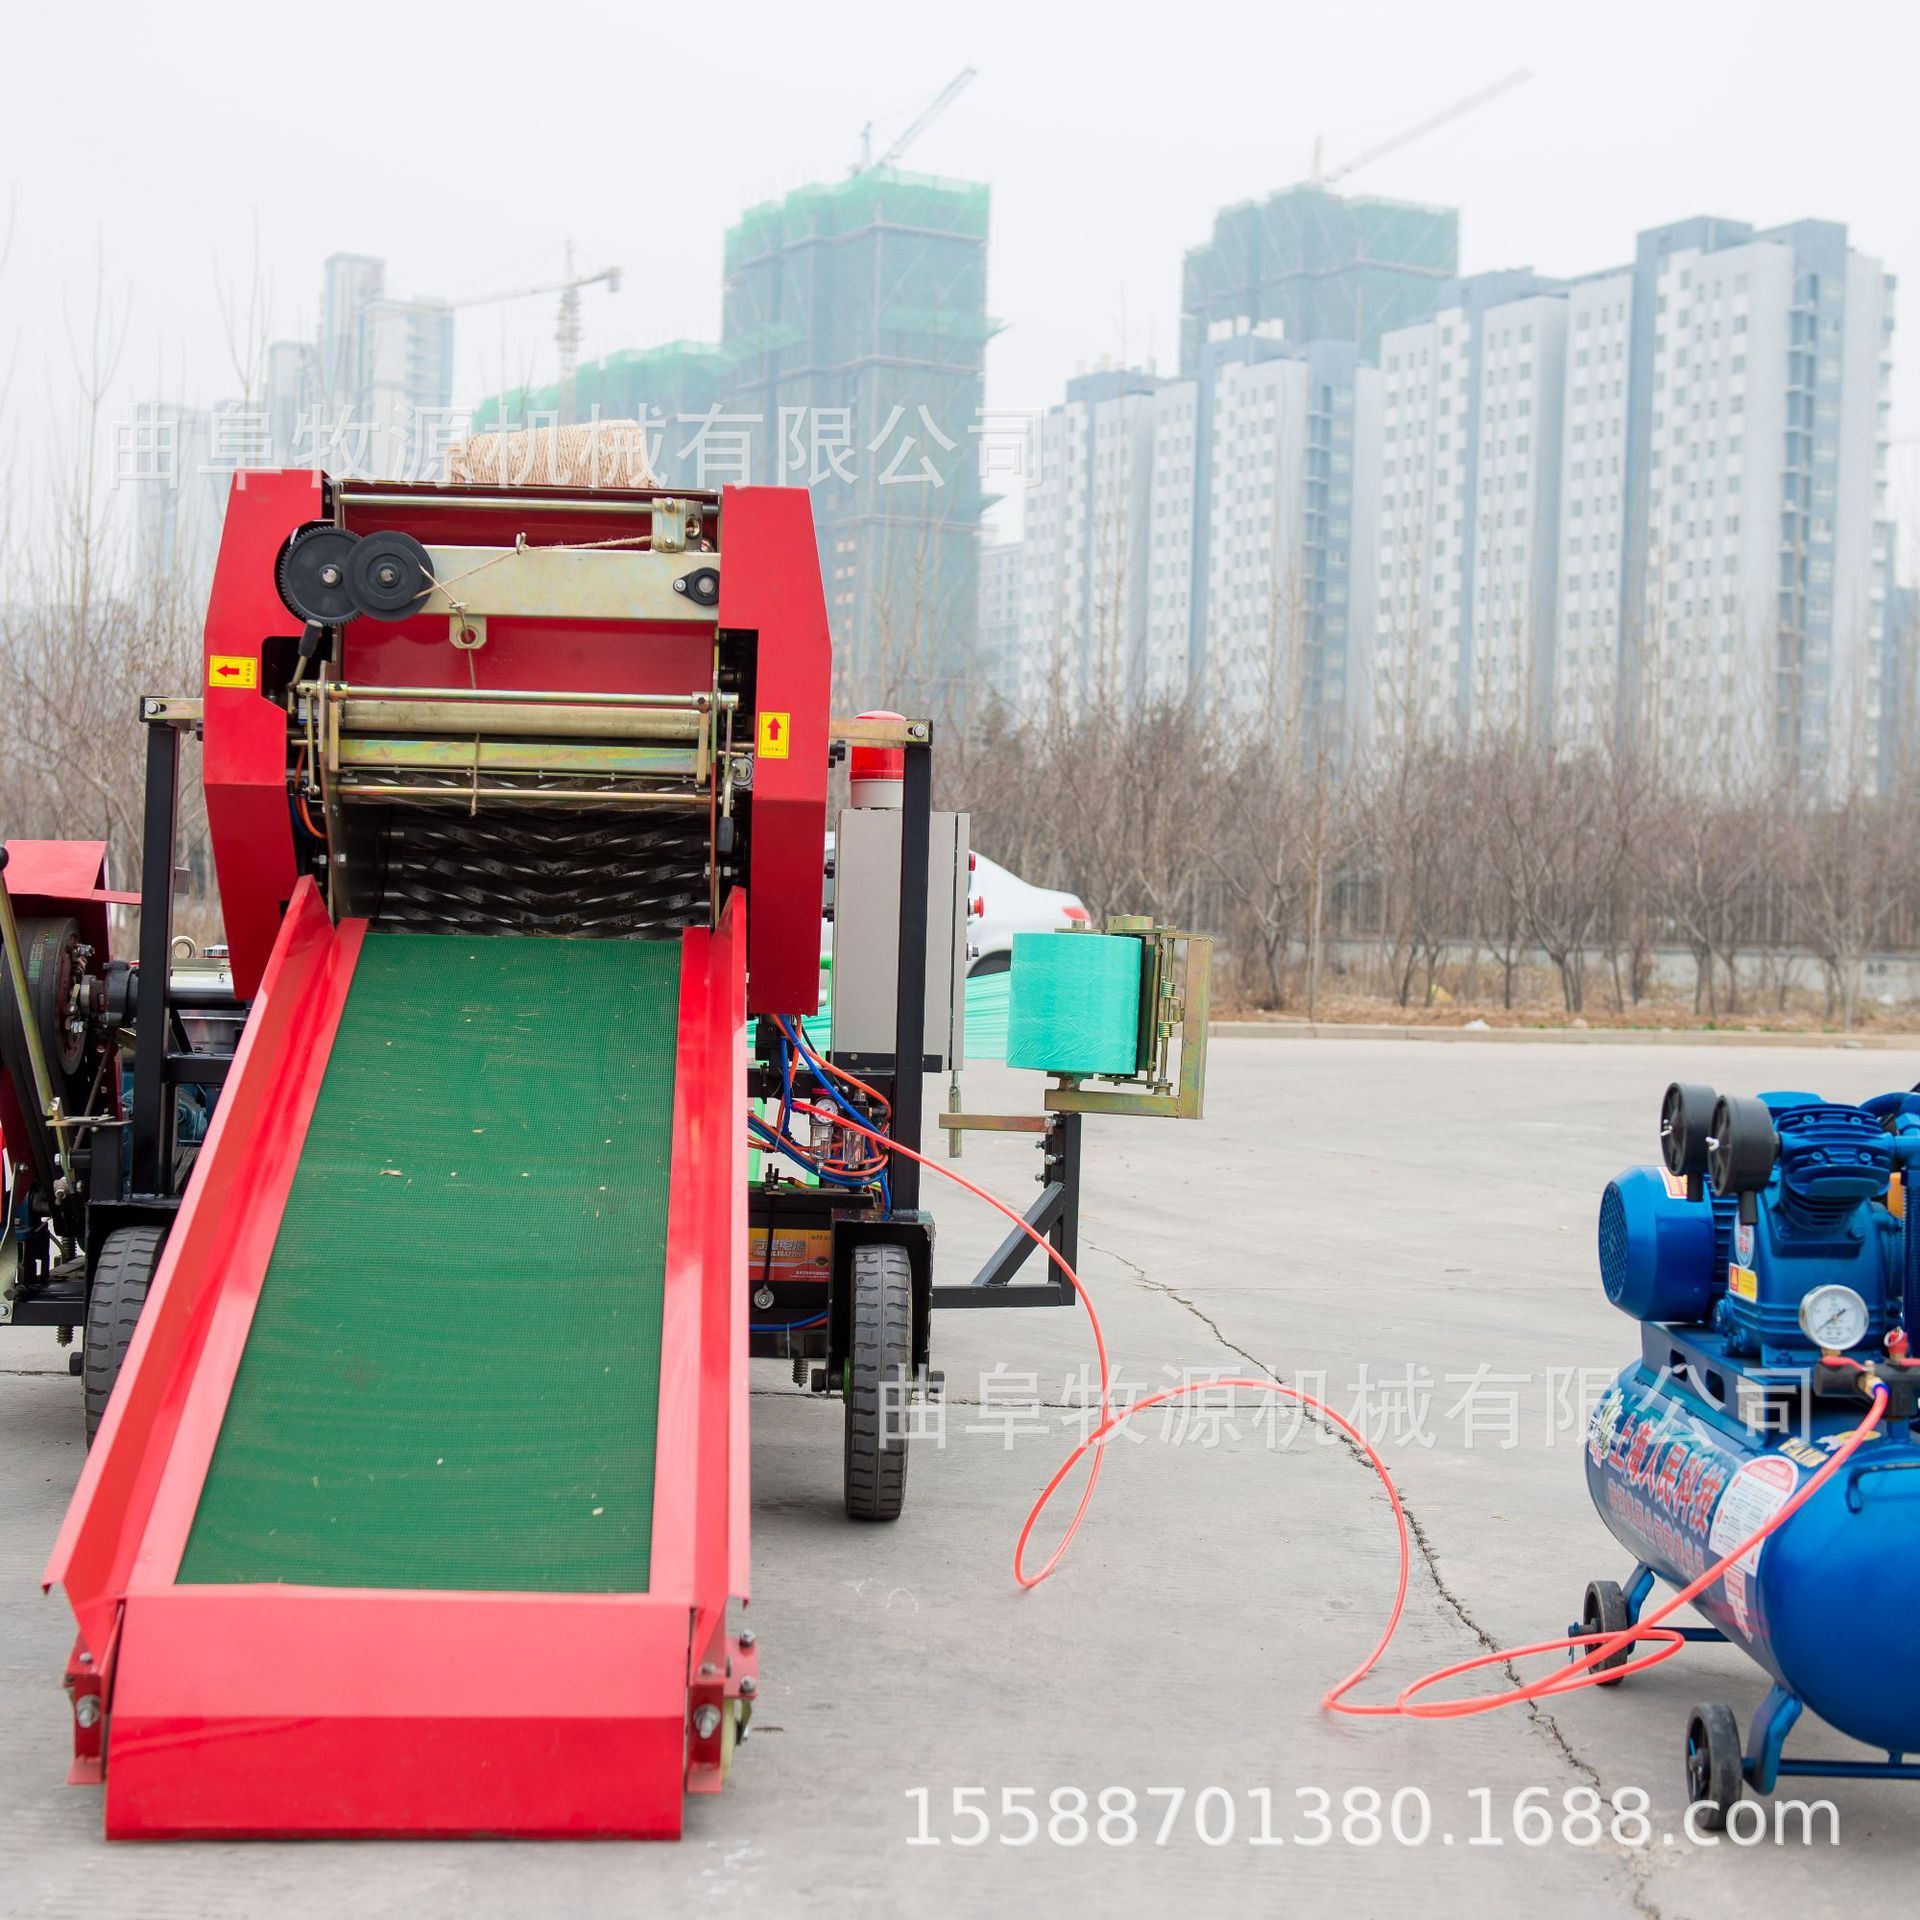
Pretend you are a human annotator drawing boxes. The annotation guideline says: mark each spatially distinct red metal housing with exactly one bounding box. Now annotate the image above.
[201,475,828,1012]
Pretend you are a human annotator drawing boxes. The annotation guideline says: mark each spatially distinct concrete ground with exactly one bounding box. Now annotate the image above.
[2,1036,1913,1918]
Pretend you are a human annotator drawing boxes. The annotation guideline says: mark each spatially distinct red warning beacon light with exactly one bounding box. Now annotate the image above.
[850,711,905,810]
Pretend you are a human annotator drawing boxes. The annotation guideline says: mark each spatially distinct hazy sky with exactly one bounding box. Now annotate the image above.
[4,0,1916,548]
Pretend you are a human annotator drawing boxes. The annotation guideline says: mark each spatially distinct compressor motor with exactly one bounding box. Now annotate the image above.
[1600,1083,1911,1371]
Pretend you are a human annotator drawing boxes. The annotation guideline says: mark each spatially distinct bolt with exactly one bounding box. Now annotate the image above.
[320,564,341,587]
[739,1675,757,1698]
[74,1696,101,1729]
[738,1628,756,1649]
[692,1704,721,1740]
[78,1651,92,1666]
[699,1661,718,1678]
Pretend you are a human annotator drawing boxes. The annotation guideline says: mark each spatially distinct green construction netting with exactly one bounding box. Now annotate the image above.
[178,933,682,1594]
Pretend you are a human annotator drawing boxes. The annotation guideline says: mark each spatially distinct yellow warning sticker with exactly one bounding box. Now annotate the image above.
[208,654,258,691]
[1728,1264,1759,1301]
[758,710,791,759]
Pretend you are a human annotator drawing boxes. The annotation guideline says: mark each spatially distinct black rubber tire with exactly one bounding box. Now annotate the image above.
[84,1225,165,1445]
[843,1244,912,1522]
[1582,1579,1633,1686]
[1684,1702,1745,1831]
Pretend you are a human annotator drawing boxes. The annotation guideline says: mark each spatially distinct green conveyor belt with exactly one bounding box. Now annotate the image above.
[178,932,681,1594]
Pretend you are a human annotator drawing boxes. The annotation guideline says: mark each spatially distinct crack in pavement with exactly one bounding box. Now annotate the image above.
[1082,1235,1667,1920]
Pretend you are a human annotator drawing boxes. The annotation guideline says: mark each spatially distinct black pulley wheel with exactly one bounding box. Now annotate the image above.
[84,1225,166,1444]
[275,521,360,623]
[0,915,87,1079]
[347,529,435,621]
[844,1243,913,1522]
[1660,1081,1716,1182]
[1684,1702,1745,1831]
[0,915,92,1199]
[1708,1093,1777,1197]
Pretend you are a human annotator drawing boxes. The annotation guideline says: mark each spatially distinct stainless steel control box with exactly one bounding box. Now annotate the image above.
[828,808,969,1070]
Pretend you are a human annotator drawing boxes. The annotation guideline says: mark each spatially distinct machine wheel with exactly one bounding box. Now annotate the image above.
[1684,1702,1745,1831]
[843,1243,912,1522]
[84,1225,166,1445]
[1581,1579,1633,1685]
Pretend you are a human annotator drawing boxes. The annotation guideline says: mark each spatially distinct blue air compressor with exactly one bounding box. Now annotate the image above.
[1584,1080,1920,1826]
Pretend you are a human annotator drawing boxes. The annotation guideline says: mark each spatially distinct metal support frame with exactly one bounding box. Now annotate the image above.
[887,738,932,1212]
[1744,1681,1920,1787]
[930,1112,1079,1310]
[129,716,181,1198]
[1572,1568,1920,1796]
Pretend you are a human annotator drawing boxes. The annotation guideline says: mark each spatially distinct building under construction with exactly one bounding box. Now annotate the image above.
[1179,183,1459,371]
[472,341,731,483]
[721,167,992,703]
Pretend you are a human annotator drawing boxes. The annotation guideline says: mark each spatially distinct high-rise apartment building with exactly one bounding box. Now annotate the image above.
[1552,270,1635,746]
[1375,273,1567,742]
[721,168,991,704]
[1008,342,1379,745]
[1366,215,1895,792]
[1015,368,1162,714]
[128,401,228,600]
[1143,380,1201,702]
[1633,221,1893,789]
[263,253,454,478]
[977,538,1026,714]
[1180,184,1459,372]
[1200,337,1380,740]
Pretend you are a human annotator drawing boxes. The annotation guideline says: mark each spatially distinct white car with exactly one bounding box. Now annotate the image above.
[819,838,1088,975]
[966,851,1089,975]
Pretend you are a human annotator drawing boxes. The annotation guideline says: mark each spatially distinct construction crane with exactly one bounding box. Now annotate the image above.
[447,246,623,410]
[1309,68,1531,189]
[852,66,977,175]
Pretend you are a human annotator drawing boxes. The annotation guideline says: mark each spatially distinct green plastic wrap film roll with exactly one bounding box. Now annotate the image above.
[1006,931,1142,1075]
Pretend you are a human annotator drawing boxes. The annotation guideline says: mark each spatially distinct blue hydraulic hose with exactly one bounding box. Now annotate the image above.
[747,1114,878,1189]
[776,1015,893,1216]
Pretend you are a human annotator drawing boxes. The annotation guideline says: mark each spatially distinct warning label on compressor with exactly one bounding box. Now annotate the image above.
[1707,1453,1798,1634]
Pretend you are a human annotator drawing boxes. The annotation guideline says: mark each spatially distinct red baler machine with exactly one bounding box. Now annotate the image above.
[42,471,830,1836]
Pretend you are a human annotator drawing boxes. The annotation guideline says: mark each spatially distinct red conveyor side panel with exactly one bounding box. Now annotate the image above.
[104,1588,694,1839]
[649,896,750,1649]
[44,881,360,1661]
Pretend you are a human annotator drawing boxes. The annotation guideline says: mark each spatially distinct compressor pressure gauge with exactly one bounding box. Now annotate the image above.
[1799,1284,1869,1353]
